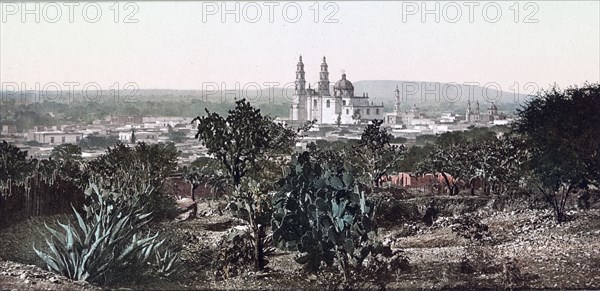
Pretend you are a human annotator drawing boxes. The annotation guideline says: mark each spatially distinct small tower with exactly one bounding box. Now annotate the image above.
[410,104,420,118]
[318,56,330,96]
[488,102,498,116]
[394,85,401,113]
[466,100,472,122]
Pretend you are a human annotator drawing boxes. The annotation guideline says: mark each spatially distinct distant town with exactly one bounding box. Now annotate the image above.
[0,57,519,164]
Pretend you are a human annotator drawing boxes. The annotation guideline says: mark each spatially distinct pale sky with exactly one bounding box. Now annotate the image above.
[1,1,599,93]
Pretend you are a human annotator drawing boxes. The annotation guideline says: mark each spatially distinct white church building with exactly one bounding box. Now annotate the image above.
[289,55,384,125]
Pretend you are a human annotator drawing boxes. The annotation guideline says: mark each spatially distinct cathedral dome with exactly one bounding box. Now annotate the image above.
[334,73,354,91]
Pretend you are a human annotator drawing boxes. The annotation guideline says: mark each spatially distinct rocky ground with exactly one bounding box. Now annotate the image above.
[2,197,600,290]
[0,260,100,290]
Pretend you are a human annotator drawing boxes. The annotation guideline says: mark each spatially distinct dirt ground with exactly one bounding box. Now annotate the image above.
[2,198,600,290]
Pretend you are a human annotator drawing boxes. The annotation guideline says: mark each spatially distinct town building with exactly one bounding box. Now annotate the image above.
[465,100,505,123]
[289,55,384,125]
[0,125,17,135]
[28,131,84,145]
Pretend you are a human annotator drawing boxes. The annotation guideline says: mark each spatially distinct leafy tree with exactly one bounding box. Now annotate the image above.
[353,120,405,189]
[87,142,179,217]
[192,99,298,187]
[397,143,434,172]
[390,136,408,144]
[78,135,119,150]
[513,83,600,222]
[418,134,526,196]
[418,143,468,195]
[182,157,227,199]
[415,134,437,145]
[0,140,32,183]
[192,99,302,271]
[48,144,86,183]
[50,144,82,162]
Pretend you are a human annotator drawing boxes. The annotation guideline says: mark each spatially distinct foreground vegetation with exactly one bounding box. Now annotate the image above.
[0,83,599,289]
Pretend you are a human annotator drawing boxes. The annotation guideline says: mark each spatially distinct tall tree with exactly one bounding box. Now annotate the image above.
[192,99,298,187]
[513,83,600,222]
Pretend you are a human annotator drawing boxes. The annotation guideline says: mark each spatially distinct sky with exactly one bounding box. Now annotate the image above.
[1,1,599,94]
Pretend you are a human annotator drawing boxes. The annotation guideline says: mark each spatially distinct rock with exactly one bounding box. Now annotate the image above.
[175,198,197,221]
[176,210,196,222]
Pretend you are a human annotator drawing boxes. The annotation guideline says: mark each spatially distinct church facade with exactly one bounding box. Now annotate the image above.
[289,55,384,125]
[466,100,504,123]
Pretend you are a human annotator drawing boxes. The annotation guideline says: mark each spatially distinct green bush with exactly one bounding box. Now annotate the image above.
[87,142,179,218]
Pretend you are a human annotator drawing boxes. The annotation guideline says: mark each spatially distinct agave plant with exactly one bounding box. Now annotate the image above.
[34,183,166,283]
[152,247,184,279]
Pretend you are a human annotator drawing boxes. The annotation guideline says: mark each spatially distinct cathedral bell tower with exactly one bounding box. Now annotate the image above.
[295,55,306,94]
[318,56,330,96]
[290,55,307,121]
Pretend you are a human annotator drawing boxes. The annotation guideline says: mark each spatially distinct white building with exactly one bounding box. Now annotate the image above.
[289,56,384,125]
[28,131,83,145]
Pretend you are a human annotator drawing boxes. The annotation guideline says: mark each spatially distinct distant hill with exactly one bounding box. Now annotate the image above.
[353,80,532,114]
[1,80,534,115]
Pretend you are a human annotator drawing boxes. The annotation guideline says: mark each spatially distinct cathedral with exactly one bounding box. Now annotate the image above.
[289,55,384,125]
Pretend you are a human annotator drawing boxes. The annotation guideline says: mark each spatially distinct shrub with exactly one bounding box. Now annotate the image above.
[226,180,275,271]
[450,214,491,243]
[213,227,274,279]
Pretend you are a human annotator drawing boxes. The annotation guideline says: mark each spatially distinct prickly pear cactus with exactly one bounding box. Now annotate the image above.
[271,151,383,278]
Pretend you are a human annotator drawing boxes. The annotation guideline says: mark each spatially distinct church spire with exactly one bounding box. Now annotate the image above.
[319,55,330,96]
[295,54,306,94]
